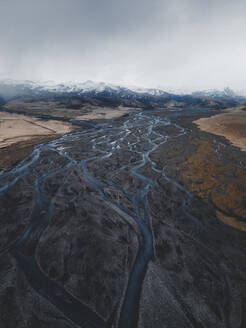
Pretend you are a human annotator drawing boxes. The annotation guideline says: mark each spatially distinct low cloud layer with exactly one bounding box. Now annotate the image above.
[1,0,246,91]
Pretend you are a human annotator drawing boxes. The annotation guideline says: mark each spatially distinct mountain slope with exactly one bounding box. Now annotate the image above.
[0,80,244,110]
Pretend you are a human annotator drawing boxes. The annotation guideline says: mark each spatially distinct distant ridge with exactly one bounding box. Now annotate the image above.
[0,80,245,110]
[0,79,170,97]
[0,79,245,98]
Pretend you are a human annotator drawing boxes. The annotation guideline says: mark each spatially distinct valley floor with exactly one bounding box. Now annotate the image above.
[0,105,246,328]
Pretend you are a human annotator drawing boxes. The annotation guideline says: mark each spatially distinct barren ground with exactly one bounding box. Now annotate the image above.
[0,106,246,328]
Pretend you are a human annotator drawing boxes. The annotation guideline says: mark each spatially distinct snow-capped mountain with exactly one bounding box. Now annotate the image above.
[1,79,245,99]
[0,80,245,110]
[191,87,242,99]
[0,79,170,97]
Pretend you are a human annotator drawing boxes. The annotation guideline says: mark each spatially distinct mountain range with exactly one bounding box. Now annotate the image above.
[0,79,245,109]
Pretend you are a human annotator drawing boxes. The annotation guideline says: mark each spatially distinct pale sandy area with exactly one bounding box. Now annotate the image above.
[194,107,246,151]
[0,112,76,149]
[76,106,139,120]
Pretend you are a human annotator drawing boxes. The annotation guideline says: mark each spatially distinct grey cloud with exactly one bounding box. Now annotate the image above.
[0,0,246,91]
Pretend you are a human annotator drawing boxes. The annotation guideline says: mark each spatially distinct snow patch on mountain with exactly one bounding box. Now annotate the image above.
[0,79,170,96]
[0,79,245,99]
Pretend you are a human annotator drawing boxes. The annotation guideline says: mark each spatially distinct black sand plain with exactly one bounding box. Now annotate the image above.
[0,105,246,328]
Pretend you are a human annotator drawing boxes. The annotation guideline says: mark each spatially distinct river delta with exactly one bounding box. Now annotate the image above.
[0,106,246,327]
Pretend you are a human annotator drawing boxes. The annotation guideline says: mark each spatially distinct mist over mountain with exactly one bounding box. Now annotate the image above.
[0,80,245,111]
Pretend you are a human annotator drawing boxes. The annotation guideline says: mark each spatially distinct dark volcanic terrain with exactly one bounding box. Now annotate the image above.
[0,85,246,328]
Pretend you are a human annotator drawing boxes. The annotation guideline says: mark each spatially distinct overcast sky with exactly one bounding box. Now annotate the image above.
[0,0,246,91]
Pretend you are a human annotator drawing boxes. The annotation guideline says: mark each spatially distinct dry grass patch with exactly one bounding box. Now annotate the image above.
[0,112,77,169]
[194,107,246,151]
[182,138,246,232]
